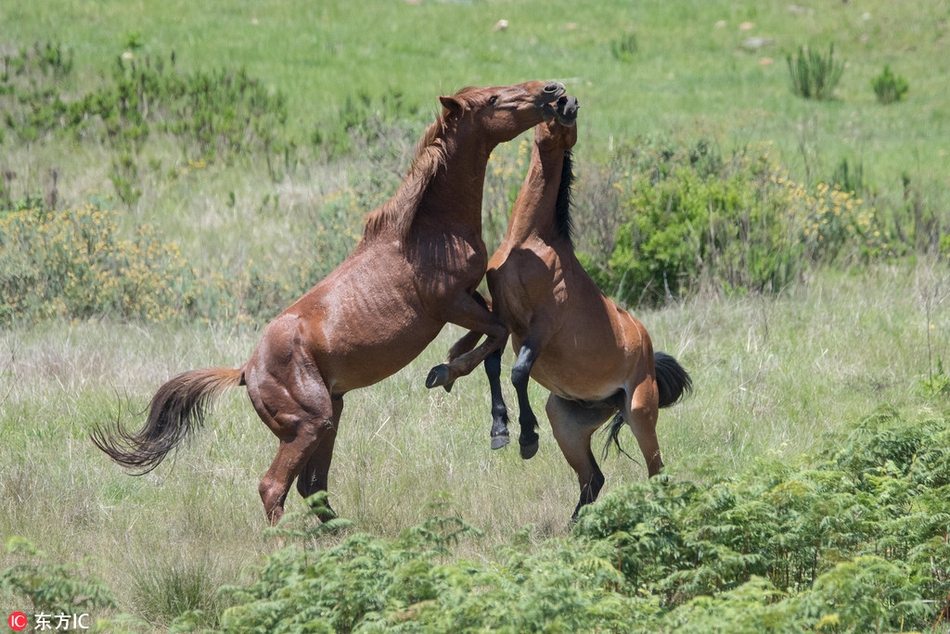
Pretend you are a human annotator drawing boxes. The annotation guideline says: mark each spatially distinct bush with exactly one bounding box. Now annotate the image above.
[591,139,889,306]
[574,405,950,631]
[611,32,639,62]
[8,407,949,632]
[0,190,365,327]
[1,44,294,206]
[872,64,909,104]
[786,44,844,100]
[210,509,653,633]
[1,537,116,614]
[0,203,200,325]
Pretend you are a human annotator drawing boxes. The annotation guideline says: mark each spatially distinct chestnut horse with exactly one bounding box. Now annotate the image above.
[429,96,692,519]
[92,81,567,524]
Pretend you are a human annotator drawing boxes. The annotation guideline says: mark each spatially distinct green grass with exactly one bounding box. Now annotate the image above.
[2,1,949,229]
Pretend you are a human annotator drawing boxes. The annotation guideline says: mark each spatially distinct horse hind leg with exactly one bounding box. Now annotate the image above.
[545,394,615,521]
[247,363,336,525]
[295,396,343,523]
[625,378,664,477]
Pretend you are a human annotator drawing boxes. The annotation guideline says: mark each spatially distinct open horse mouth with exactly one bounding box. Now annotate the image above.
[552,95,580,126]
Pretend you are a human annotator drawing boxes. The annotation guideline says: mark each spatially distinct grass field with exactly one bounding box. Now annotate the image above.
[2,260,947,625]
[2,0,950,629]
[3,1,948,241]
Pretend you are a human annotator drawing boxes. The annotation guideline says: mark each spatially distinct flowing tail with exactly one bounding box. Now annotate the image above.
[605,351,692,456]
[91,367,244,474]
[654,351,692,408]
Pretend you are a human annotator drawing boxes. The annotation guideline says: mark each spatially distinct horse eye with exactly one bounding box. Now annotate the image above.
[488,95,498,106]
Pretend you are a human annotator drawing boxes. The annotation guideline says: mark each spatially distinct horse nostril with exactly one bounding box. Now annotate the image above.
[544,82,563,94]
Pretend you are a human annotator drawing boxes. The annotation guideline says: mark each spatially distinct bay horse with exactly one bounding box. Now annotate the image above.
[92,81,567,524]
[428,96,692,520]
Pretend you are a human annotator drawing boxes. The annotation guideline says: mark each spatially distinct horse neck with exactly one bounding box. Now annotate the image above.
[505,143,565,245]
[418,135,491,234]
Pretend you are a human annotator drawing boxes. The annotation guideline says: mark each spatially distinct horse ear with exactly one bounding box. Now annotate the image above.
[439,95,464,117]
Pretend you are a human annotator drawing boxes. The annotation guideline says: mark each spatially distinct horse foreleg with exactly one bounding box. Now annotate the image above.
[546,394,614,522]
[438,326,512,449]
[483,347,511,449]
[295,396,343,523]
[435,330,482,394]
[426,292,508,390]
[511,340,542,459]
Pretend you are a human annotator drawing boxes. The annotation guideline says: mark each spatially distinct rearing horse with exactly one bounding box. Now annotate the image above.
[430,97,692,520]
[92,81,567,524]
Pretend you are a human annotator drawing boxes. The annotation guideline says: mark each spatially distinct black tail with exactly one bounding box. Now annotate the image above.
[654,351,692,408]
[604,351,692,457]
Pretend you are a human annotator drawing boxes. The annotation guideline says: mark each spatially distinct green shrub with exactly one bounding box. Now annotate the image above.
[0,203,200,325]
[1,537,116,614]
[212,514,653,633]
[593,139,888,306]
[611,32,639,61]
[786,44,844,100]
[574,405,950,631]
[1,44,294,204]
[129,555,226,629]
[872,64,909,104]
[0,187,366,326]
[9,408,939,632]
[827,157,863,195]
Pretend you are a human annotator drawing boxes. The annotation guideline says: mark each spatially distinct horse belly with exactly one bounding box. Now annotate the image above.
[314,296,443,393]
[529,347,629,403]
[519,303,639,403]
[277,250,446,394]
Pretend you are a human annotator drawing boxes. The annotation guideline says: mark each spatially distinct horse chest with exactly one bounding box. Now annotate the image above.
[490,245,565,327]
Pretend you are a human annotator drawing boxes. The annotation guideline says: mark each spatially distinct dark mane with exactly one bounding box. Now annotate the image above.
[362,93,464,242]
[554,150,575,247]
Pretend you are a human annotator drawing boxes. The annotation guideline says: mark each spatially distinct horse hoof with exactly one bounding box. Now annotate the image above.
[317,507,337,524]
[491,433,510,450]
[426,364,450,389]
[520,439,539,460]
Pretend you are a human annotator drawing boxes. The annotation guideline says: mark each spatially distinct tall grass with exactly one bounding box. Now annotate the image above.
[787,44,845,100]
[2,260,947,625]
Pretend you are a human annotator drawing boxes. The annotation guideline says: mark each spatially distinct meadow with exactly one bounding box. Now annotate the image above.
[2,0,950,631]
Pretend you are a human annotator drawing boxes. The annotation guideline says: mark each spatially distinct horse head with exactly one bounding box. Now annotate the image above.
[535,95,580,153]
[438,81,566,147]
